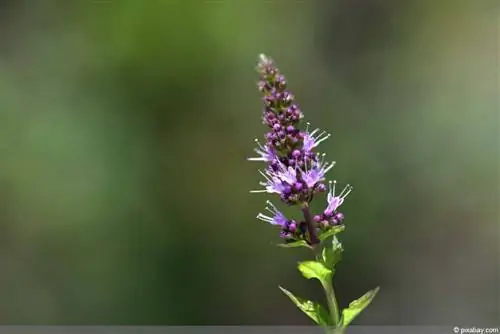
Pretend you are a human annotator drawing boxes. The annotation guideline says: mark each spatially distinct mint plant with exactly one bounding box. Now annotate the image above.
[249,54,379,333]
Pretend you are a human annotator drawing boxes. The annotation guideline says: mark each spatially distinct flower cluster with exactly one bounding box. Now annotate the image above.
[249,54,352,245]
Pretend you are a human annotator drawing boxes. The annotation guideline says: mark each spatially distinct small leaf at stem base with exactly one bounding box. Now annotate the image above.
[279,286,332,326]
[341,287,380,327]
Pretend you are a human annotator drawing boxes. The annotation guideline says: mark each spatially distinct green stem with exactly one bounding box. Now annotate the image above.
[322,279,343,334]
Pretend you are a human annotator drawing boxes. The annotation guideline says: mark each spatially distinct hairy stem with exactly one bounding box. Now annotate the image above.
[301,203,319,246]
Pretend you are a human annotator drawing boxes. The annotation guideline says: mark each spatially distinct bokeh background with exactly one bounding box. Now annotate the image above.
[0,0,497,326]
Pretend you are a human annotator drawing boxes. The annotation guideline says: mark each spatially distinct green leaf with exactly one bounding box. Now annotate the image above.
[341,287,380,327]
[322,236,343,270]
[297,260,333,284]
[318,225,345,242]
[279,286,332,326]
[275,240,312,249]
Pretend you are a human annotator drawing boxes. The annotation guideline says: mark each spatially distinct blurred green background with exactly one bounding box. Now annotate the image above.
[0,0,497,325]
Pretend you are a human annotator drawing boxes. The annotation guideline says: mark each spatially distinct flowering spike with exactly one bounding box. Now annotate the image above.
[249,54,352,243]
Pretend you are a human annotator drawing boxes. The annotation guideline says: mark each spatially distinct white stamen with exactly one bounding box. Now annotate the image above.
[316,154,335,173]
[323,161,335,174]
[248,157,264,161]
[250,189,267,193]
[320,153,326,165]
[254,138,265,150]
[339,184,353,199]
[309,128,319,137]
[258,170,271,182]
[308,128,330,144]
[264,200,280,216]
[312,130,330,146]
[256,213,273,223]
[328,180,353,199]
[329,180,336,195]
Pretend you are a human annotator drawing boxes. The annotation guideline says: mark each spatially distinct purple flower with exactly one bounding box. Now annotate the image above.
[248,138,277,163]
[250,160,305,204]
[250,169,289,195]
[272,161,298,185]
[302,123,331,152]
[324,180,352,216]
[302,153,336,189]
[257,201,306,240]
[256,200,288,226]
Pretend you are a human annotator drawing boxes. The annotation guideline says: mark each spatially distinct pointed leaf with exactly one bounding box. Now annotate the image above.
[341,287,380,327]
[318,225,345,242]
[297,260,333,284]
[275,240,312,249]
[322,236,343,270]
[279,286,332,326]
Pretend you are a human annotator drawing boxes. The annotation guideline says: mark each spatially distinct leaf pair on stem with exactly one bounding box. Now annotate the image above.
[279,231,379,333]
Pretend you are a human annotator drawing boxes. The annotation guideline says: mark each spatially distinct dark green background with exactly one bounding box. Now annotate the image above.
[0,0,497,325]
